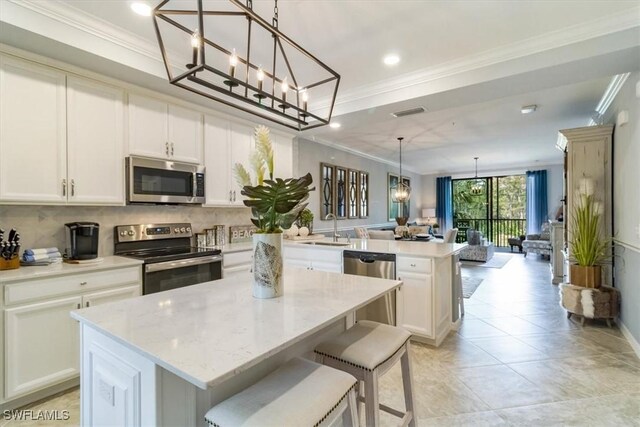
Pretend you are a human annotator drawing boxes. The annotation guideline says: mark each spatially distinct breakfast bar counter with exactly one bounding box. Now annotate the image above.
[71,268,401,426]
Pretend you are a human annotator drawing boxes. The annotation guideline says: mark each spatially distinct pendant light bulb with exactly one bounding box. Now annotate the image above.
[229,49,238,67]
[281,77,289,94]
[256,66,265,82]
[302,90,309,102]
[191,30,200,48]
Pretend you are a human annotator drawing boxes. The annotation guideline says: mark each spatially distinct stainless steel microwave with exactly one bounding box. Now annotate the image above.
[126,156,205,204]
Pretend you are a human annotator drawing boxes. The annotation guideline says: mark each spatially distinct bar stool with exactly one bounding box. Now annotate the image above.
[204,357,359,427]
[314,320,416,427]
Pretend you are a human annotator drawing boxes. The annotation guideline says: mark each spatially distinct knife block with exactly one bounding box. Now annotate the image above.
[0,256,19,271]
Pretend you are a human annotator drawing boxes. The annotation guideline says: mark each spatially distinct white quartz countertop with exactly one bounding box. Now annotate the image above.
[221,242,253,253]
[0,256,143,283]
[285,237,467,258]
[71,269,401,390]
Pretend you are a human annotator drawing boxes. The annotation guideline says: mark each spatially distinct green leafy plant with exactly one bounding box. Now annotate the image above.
[570,194,610,266]
[298,208,314,227]
[234,126,314,234]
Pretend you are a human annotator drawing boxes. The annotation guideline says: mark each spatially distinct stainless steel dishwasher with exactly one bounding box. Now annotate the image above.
[343,250,396,325]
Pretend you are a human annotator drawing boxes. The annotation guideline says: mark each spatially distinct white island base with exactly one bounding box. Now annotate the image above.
[73,269,401,426]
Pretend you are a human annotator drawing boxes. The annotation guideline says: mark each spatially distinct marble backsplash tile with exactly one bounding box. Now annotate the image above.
[0,205,252,256]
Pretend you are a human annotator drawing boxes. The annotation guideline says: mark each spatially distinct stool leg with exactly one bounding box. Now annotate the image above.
[364,370,380,427]
[401,343,416,427]
[344,388,359,427]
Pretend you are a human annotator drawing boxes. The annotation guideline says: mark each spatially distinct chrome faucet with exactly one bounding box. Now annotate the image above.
[325,213,340,242]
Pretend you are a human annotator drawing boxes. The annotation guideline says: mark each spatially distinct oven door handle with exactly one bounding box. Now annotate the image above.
[145,255,223,273]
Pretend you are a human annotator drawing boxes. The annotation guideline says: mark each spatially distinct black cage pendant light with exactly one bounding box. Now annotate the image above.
[470,157,485,196]
[391,137,412,219]
[152,0,340,131]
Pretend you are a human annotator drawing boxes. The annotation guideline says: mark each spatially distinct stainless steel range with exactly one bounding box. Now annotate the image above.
[114,223,222,295]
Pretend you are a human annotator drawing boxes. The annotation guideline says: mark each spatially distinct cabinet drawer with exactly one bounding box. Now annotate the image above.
[4,267,142,306]
[397,256,431,274]
[223,250,252,268]
[284,246,342,263]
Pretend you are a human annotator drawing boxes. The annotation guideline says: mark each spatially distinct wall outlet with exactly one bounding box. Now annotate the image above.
[99,379,115,406]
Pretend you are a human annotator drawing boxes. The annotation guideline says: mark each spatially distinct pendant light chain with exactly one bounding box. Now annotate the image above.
[273,0,279,28]
[399,137,404,180]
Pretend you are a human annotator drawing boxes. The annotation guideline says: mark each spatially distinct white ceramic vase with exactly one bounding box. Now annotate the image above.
[252,233,283,298]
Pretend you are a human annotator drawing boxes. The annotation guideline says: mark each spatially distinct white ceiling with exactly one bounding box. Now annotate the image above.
[2,0,639,175]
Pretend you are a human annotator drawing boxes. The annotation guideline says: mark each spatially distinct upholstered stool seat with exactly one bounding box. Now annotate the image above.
[315,321,416,427]
[205,357,358,427]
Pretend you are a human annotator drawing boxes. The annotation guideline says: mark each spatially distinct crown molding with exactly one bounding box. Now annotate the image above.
[4,0,164,63]
[297,136,422,175]
[318,6,640,111]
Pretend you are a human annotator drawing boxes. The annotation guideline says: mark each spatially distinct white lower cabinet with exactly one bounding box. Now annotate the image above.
[1,266,142,405]
[223,250,252,278]
[283,246,342,272]
[396,255,452,345]
[5,296,82,399]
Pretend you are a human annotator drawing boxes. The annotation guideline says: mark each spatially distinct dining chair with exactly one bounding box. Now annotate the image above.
[443,228,458,243]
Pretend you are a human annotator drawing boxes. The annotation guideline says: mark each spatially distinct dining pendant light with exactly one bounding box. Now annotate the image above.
[392,137,411,218]
[470,157,485,196]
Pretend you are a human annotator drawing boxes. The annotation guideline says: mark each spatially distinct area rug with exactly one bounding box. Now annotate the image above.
[462,276,483,298]
[461,252,515,269]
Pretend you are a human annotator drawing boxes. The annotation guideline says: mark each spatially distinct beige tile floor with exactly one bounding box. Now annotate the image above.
[4,254,640,426]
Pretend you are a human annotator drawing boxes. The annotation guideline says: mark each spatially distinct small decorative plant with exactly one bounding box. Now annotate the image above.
[569,192,610,288]
[234,126,314,234]
[570,193,609,266]
[297,208,314,228]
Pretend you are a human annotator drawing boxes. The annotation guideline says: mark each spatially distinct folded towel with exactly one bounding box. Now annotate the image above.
[24,247,59,256]
[22,251,62,262]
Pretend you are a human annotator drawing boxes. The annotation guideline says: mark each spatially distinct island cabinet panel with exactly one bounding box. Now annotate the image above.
[396,271,433,338]
[5,296,81,399]
[395,255,455,345]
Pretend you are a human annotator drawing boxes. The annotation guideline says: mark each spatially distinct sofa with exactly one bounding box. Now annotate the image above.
[522,222,552,258]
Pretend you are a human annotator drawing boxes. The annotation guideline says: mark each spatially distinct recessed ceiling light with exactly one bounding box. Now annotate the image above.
[521,104,537,114]
[131,2,152,16]
[329,122,341,129]
[383,54,400,66]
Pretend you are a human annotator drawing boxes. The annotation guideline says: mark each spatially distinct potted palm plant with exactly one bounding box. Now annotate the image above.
[569,192,609,288]
[234,126,314,298]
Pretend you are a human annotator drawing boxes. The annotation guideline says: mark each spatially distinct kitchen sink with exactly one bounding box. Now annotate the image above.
[301,241,352,247]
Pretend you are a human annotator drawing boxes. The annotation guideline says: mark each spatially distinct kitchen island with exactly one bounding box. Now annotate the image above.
[284,238,467,346]
[71,268,401,427]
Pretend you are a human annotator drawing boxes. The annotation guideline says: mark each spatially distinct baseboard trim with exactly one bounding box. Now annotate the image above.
[619,321,640,358]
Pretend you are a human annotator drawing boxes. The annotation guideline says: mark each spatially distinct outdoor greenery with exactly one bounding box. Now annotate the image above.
[453,175,526,246]
[234,126,315,234]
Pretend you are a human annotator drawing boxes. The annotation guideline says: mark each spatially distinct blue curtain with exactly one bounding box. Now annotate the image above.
[436,176,453,231]
[526,170,548,234]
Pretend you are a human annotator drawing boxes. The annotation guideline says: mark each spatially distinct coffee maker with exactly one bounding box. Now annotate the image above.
[65,222,100,260]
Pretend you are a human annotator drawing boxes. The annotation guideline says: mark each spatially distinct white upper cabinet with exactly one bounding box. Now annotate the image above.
[168,104,203,163]
[0,56,125,205]
[128,94,203,164]
[204,115,232,205]
[229,122,254,205]
[272,132,294,179]
[127,93,168,159]
[67,76,125,205]
[0,55,67,203]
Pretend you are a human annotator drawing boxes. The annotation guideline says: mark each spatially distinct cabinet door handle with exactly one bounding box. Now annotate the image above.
[80,281,87,286]
[76,303,81,309]
[166,142,170,156]
[62,179,67,196]
[410,263,416,267]
[171,142,174,156]
[233,190,236,202]
[71,179,75,197]
[86,301,90,307]
[229,190,232,202]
